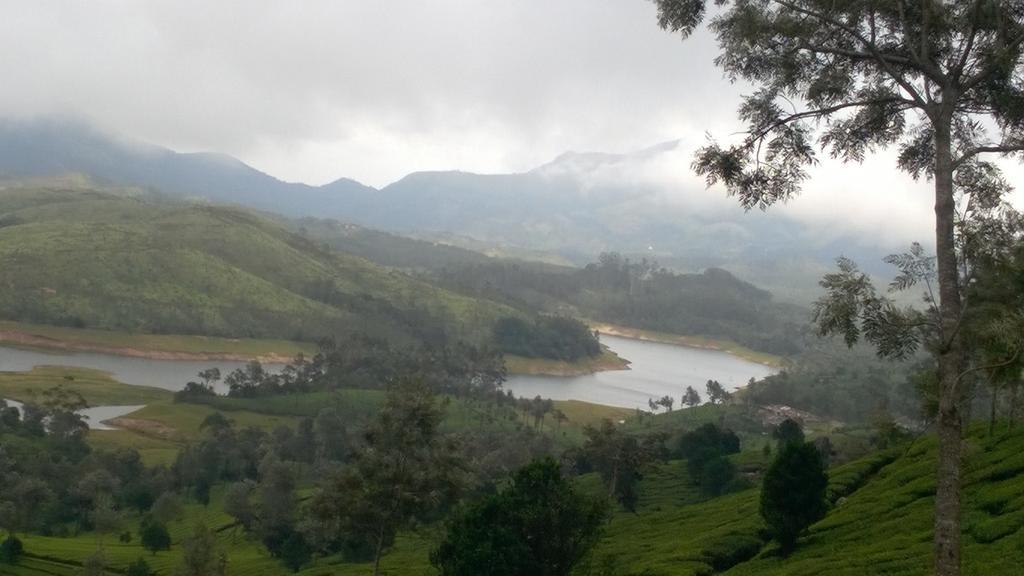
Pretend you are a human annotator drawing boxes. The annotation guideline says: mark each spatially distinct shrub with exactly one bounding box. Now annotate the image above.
[0,535,23,564]
[127,557,153,576]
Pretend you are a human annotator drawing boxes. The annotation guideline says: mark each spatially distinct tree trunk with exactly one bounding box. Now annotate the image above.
[372,524,386,576]
[1011,383,1019,431]
[933,113,963,576]
[989,380,998,437]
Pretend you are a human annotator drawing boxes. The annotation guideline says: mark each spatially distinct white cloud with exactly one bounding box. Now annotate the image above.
[1,0,1021,250]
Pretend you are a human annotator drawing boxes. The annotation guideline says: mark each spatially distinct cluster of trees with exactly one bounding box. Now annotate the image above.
[745,344,924,424]
[177,335,506,402]
[0,390,181,572]
[648,380,731,414]
[576,421,668,511]
[437,254,803,357]
[679,424,742,496]
[493,315,601,361]
[2,373,845,575]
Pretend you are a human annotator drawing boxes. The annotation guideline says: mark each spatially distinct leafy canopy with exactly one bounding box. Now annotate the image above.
[653,0,1024,209]
[430,458,606,576]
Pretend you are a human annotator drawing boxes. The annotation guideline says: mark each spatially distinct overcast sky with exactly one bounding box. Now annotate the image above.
[2,0,1022,249]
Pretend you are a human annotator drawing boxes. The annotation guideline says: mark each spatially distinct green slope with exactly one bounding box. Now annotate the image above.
[0,184,510,345]
[581,426,1024,576]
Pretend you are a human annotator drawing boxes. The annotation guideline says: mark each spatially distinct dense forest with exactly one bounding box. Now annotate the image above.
[435,252,804,355]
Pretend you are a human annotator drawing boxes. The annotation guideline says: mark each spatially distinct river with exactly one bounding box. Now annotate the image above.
[0,334,775,415]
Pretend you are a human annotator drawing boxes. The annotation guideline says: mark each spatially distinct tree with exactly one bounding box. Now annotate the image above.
[682,386,702,408]
[140,519,171,555]
[223,481,256,534]
[176,523,227,576]
[650,3,1024,571]
[678,423,741,495]
[305,381,463,576]
[706,380,730,405]
[760,441,828,554]
[700,455,737,496]
[255,454,296,556]
[580,420,649,511]
[127,557,153,576]
[658,395,675,412]
[279,532,312,573]
[964,237,1024,435]
[0,535,23,565]
[150,492,184,525]
[774,418,805,450]
[430,458,607,576]
[81,550,106,576]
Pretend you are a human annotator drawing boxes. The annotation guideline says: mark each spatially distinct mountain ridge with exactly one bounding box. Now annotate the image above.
[0,118,894,300]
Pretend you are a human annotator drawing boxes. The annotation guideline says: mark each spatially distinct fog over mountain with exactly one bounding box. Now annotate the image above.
[0,118,918,299]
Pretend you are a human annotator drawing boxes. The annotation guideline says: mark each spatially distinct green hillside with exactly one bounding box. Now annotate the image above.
[9,413,1023,576]
[0,184,510,345]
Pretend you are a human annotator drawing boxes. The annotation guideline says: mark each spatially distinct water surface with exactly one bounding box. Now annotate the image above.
[3,398,145,431]
[0,334,775,411]
[505,334,775,410]
[0,346,281,395]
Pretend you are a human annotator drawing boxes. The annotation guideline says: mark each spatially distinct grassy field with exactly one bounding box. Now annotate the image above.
[0,366,171,406]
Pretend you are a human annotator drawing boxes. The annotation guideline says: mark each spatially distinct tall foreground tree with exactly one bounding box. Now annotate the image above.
[651,2,1024,574]
[305,380,463,576]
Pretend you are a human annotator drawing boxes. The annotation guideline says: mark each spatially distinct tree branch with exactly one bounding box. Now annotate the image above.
[961,32,1024,92]
[769,0,934,107]
[953,143,1024,168]
[958,346,1023,384]
[952,0,984,82]
[746,97,912,142]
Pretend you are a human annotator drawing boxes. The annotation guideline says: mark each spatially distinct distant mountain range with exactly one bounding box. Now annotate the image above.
[0,118,894,301]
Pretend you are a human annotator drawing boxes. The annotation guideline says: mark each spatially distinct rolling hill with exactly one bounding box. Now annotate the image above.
[0,181,510,346]
[0,118,897,301]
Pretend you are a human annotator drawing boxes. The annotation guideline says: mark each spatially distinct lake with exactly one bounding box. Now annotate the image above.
[0,334,775,413]
[505,334,776,410]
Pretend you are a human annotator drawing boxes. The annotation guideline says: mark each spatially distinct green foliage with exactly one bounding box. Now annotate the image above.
[679,423,741,495]
[760,442,828,554]
[0,186,508,345]
[305,381,464,570]
[773,419,805,450]
[745,339,924,423]
[431,458,607,576]
[0,534,24,564]
[126,556,152,576]
[493,315,600,361]
[700,456,738,497]
[278,532,311,573]
[579,420,659,511]
[176,522,227,576]
[439,253,802,357]
[139,519,171,555]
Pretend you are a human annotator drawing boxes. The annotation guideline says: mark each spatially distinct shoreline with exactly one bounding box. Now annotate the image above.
[589,322,783,369]
[0,327,303,364]
[0,322,630,377]
[504,346,631,376]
